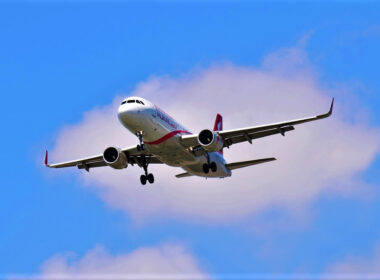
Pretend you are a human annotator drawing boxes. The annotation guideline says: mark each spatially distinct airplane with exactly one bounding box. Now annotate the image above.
[45,97,334,185]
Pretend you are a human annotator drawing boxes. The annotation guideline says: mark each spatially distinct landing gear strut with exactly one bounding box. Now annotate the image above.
[203,153,217,174]
[136,131,145,151]
[139,155,154,185]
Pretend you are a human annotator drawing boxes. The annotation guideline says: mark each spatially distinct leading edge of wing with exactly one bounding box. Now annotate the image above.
[44,150,104,168]
[220,98,334,139]
[44,145,147,169]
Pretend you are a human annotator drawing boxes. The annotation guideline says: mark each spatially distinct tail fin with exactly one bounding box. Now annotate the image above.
[213,113,223,131]
[213,113,223,155]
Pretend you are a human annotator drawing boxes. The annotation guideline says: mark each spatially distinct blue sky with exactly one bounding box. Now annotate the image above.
[1,1,380,278]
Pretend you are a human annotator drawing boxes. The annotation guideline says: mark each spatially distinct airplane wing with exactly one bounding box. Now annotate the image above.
[45,145,163,171]
[180,98,334,149]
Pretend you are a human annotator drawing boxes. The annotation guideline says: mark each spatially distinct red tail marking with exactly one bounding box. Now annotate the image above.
[213,113,223,155]
[44,150,48,166]
[213,113,223,131]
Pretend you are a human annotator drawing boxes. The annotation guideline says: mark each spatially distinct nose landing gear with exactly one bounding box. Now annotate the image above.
[140,173,154,185]
[134,132,154,185]
[136,131,145,151]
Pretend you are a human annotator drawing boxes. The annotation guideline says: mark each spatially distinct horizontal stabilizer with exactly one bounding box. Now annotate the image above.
[175,172,194,178]
[226,157,276,170]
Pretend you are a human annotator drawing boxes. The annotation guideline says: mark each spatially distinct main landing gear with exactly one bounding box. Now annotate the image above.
[202,153,217,174]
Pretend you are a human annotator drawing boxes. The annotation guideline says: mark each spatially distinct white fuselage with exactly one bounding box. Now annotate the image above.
[117,97,231,178]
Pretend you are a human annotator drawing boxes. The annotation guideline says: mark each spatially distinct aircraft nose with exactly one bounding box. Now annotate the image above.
[118,104,139,124]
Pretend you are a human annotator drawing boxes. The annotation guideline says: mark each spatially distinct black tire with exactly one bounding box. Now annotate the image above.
[140,175,147,185]
[202,163,210,174]
[147,173,154,184]
[210,162,217,172]
[141,144,145,150]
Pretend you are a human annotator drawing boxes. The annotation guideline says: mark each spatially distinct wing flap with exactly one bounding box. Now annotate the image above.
[224,126,294,146]
[78,161,107,170]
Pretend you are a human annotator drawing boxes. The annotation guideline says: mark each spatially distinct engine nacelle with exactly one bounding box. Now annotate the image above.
[197,129,223,152]
[103,147,128,169]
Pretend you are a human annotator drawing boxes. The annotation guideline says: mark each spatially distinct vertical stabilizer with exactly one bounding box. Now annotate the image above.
[213,113,223,131]
[213,113,223,155]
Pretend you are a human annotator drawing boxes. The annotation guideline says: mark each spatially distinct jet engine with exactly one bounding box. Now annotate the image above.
[197,129,224,152]
[103,147,128,169]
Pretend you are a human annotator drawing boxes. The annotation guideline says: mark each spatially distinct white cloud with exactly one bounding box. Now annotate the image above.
[37,244,208,280]
[48,46,380,223]
[326,243,380,278]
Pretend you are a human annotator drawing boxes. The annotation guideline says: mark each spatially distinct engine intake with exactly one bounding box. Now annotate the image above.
[103,147,128,169]
[197,129,223,152]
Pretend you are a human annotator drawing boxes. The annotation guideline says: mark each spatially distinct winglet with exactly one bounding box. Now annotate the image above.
[328,98,334,115]
[44,150,49,167]
[317,97,334,119]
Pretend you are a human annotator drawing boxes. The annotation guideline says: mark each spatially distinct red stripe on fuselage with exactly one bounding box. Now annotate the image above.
[144,130,191,145]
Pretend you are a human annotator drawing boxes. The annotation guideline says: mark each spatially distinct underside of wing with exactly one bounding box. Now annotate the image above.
[223,125,295,146]
[45,152,104,168]
[180,134,199,148]
[45,145,163,172]
[179,98,334,150]
[220,98,334,147]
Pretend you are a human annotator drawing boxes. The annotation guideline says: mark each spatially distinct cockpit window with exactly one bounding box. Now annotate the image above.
[121,99,144,105]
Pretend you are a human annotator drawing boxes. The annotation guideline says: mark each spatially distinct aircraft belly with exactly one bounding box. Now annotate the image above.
[135,114,229,174]
[182,152,232,178]
[146,137,197,167]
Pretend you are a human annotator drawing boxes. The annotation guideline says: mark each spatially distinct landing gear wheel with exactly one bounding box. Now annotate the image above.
[203,163,210,174]
[210,162,217,172]
[147,173,154,184]
[140,175,147,185]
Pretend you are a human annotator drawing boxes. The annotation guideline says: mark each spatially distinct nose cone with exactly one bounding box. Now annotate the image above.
[118,104,140,126]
